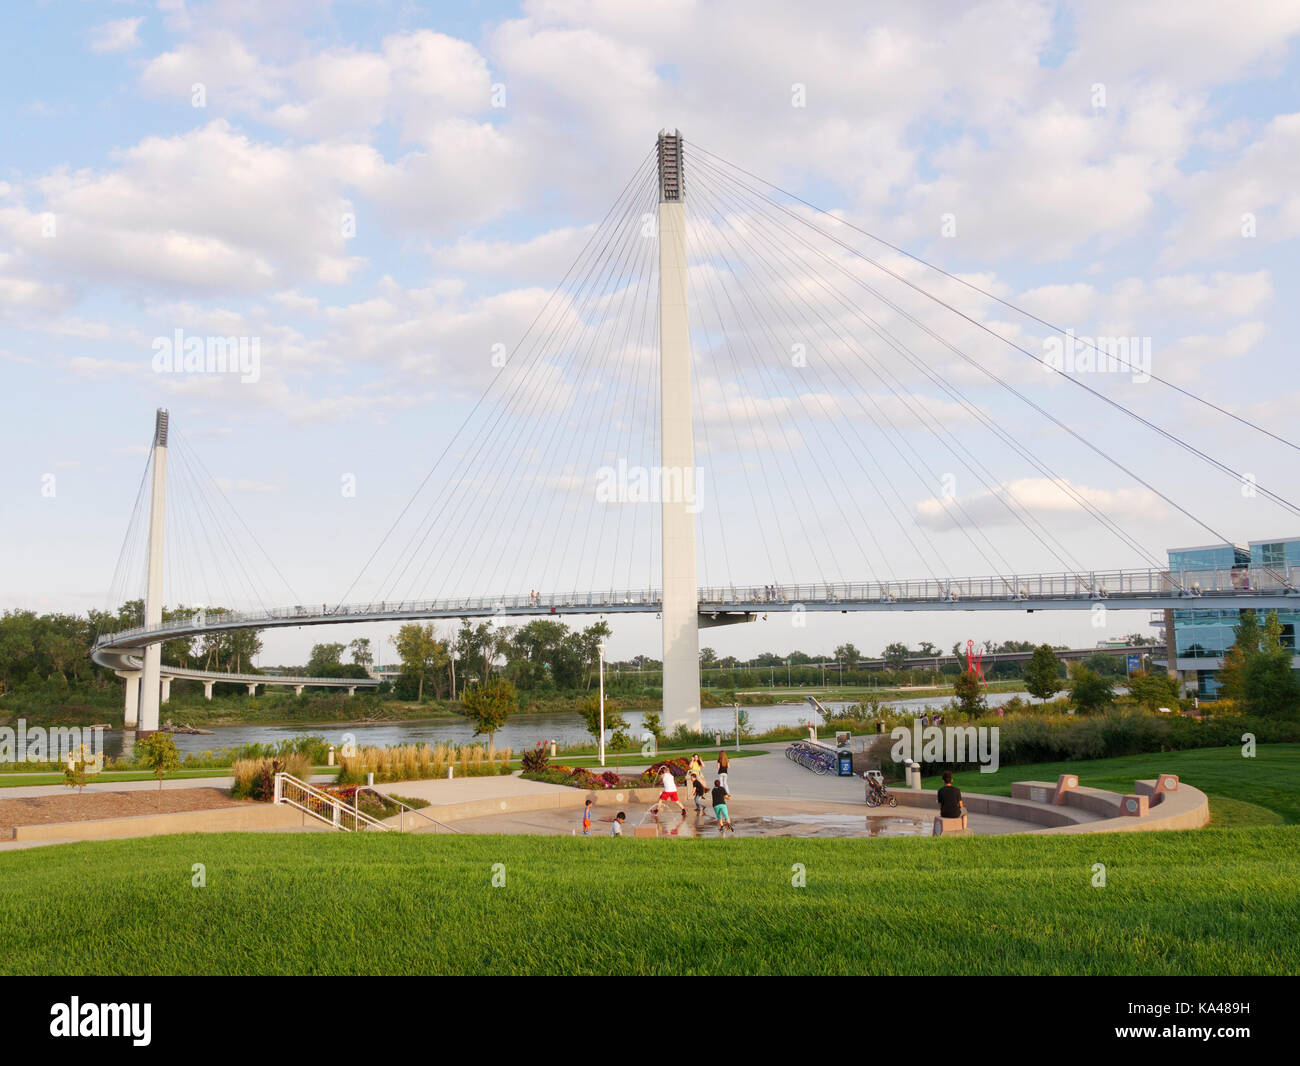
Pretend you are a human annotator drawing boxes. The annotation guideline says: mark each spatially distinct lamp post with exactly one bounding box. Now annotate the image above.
[598,641,607,768]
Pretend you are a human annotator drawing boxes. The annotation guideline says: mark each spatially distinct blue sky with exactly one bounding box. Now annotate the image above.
[2,0,1299,666]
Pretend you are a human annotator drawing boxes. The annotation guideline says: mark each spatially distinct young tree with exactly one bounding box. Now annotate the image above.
[137,733,180,810]
[579,693,628,748]
[348,637,373,668]
[1023,644,1063,701]
[1127,670,1180,711]
[952,668,987,716]
[460,678,518,746]
[1069,666,1115,714]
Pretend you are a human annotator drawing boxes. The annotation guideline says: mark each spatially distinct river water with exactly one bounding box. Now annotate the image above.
[100,690,1042,758]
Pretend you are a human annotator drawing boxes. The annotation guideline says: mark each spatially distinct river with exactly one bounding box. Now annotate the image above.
[99,690,1044,758]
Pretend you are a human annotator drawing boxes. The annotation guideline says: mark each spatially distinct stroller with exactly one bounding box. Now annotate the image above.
[863,769,898,808]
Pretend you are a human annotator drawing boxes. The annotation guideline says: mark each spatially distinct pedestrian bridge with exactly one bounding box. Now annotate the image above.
[92,564,1298,671]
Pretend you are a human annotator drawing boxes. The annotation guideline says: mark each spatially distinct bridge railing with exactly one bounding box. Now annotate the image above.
[92,565,1297,650]
[698,565,1298,607]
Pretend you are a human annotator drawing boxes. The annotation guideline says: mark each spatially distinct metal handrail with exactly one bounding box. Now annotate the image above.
[273,772,391,832]
[353,785,461,834]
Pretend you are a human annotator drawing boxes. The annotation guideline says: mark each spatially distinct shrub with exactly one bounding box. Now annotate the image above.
[521,745,551,774]
[230,752,313,801]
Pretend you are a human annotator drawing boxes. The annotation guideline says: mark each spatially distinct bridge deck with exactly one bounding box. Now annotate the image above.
[90,565,1296,668]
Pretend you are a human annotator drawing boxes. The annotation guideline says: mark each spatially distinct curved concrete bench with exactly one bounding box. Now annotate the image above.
[891,773,1210,835]
[888,786,1088,828]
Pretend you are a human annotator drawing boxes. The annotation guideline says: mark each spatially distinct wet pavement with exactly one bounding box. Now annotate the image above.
[445,797,973,838]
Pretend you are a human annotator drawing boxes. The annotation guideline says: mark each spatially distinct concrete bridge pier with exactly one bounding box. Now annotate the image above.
[203,681,214,700]
[294,685,304,696]
[346,686,356,697]
[122,671,141,729]
[247,683,258,696]
[160,676,172,704]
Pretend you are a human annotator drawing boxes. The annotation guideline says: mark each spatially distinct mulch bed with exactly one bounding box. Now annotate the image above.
[0,788,245,839]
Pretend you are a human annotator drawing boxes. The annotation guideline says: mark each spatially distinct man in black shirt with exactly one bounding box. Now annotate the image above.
[936,770,964,834]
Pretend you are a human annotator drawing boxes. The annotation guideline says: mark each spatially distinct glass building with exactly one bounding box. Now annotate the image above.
[1155,537,1300,699]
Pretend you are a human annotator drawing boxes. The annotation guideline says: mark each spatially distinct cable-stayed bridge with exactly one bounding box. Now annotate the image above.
[92,132,1300,731]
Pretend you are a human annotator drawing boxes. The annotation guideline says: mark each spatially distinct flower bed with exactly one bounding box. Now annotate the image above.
[521,755,698,791]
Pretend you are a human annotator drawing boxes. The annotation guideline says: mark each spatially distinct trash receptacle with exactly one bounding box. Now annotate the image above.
[837,749,854,776]
[875,720,885,734]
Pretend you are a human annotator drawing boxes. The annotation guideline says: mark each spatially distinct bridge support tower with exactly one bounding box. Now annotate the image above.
[657,130,702,732]
[137,409,169,733]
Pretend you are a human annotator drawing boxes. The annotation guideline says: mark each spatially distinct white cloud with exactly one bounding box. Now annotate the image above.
[916,477,1166,532]
[89,18,144,54]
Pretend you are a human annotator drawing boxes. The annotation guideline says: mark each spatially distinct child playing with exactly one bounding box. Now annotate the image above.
[711,778,734,834]
[582,797,594,835]
[690,772,708,814]
[650,765,687,816]
[610,811,626,836]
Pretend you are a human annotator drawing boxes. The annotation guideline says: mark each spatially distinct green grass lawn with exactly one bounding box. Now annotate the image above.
[0,828,1296,975]
[923,744,1300,827]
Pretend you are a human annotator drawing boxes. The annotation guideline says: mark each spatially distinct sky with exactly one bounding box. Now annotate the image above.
[2,0,1299,668]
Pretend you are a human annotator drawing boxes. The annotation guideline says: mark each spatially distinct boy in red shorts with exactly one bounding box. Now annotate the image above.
[650,764,687,816]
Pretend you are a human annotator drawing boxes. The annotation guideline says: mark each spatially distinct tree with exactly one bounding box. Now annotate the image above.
[916,640,939,657]
[579,693,628,748]
[226,628,264,673]
[1235,611,1300,717]
[1127,670,1180,711]
[1023,644,1062,701]
[882,642,910,668]
[348,638,373,668]
[390,623,447,702]
[306,642,346,674]
[1069,666,1114,714]
[952,669,987,715]
[137,733,180,810]
[834,643,861,668]
[460,678,518,745]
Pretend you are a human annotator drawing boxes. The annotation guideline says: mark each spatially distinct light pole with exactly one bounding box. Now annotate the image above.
[598,641,607,768]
